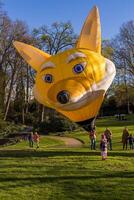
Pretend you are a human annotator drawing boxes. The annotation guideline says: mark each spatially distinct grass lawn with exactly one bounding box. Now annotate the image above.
[0,115,134,200]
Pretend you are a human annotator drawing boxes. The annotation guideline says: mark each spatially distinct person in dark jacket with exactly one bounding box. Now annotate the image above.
[28,132,34,147]
[122,127,129,150]
[128,134,133,149]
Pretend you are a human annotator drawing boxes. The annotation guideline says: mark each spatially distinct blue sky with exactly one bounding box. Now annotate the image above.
[3,0,134,39]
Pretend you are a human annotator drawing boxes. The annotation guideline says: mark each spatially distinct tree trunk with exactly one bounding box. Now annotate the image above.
[0,69,6,112]
[21,70,25,124]
[25,65,29,113]
[41,105,44,122]
[22,106,25,124]
[125,85,130,114]
[4,70,15,120]
[124,61,130,114]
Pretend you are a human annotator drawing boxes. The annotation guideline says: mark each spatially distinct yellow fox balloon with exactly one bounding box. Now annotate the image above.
[13,6,116,131]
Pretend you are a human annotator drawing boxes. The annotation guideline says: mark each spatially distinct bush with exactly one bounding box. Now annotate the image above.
[35,116,77,134]
[0,117,24,138]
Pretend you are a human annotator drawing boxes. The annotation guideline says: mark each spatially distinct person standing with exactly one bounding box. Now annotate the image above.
[128,134,133,149]
[104,128,112,150]
[122,127,129,150]
[33,131,40,149]
[28,132,34,148]
[89,129,96,150]
[100,134,108,160]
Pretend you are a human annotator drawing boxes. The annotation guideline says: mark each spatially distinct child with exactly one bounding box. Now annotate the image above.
[33,131,40,149]
[128,134,133,149]
[100,134,108,160]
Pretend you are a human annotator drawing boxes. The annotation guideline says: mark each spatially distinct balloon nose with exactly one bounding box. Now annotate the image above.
[57,90,70,104]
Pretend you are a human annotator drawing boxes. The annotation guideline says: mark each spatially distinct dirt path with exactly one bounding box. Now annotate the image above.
[47,136,83,148]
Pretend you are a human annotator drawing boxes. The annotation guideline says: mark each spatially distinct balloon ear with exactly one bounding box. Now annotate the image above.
[13,41,51,71]
[76,6,101,54]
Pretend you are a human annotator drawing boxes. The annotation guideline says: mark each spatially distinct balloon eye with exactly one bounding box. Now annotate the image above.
[43,74,53,83]
[73,64,84,74]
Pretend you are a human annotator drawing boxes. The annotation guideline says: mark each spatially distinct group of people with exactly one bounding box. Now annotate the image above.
[89,128,112,150]
[28,131,40,149]
[89,128,112,160]
[26,127,133,156]
[89,127,133,160]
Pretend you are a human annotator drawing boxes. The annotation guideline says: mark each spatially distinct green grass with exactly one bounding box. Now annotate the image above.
[0,115,134,200]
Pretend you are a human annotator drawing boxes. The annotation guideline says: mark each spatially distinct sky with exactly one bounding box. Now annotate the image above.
[3,0,134,40]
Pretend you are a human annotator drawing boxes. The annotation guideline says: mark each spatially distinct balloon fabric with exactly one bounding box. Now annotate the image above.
[13,6,116,131]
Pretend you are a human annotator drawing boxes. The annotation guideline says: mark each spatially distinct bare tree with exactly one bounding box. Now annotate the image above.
[111,20,134,113]
[0,16,33,120]
[32,22,77,54]
[112,21,134,86]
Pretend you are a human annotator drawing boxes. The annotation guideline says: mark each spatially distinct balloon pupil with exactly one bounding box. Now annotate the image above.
[45,74,52,83]
[74,64,84,73]
[77,66,81,71]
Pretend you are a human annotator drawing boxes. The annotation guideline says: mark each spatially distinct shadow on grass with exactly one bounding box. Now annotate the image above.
[0,149,133,158]
[0,171,134,185]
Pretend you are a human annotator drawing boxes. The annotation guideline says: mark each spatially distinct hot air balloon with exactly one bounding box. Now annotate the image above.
[13,6,116,131]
